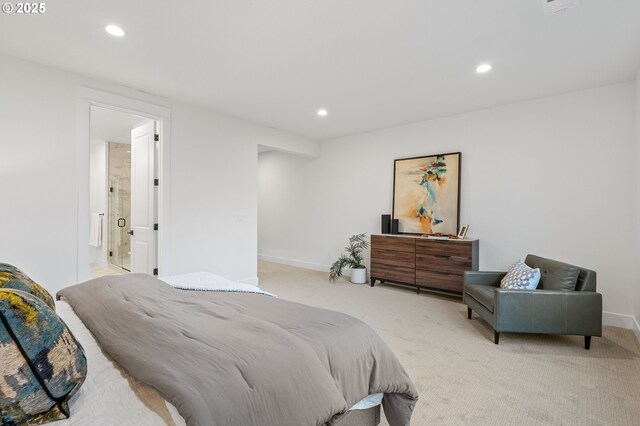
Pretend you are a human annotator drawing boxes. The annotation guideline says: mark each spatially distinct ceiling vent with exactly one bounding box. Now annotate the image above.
[542,0,579,16]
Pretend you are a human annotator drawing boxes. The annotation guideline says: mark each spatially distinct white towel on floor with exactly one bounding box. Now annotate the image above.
[89,213,102,247]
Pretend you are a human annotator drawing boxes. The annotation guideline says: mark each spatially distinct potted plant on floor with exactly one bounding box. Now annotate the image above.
[329,233,369,284]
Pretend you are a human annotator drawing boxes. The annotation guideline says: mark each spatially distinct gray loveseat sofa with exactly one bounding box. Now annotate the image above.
[463,254,602,349]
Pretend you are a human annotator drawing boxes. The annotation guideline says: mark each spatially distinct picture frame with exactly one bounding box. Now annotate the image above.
[392,152,461,235]
[457,224,469,239]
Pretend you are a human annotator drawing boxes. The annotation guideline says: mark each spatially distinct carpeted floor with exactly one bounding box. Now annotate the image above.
[257,261,640,426]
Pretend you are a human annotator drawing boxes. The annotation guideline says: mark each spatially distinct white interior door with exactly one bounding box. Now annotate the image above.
[131,121,158,275]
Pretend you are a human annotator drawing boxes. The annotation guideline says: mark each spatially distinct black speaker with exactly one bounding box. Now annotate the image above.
[391,219,399,234]
[381,214,391,234]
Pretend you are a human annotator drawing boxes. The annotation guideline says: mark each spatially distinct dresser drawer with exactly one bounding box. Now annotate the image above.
[415,239,472,259]
[370,234,477,295]
[416,270,463,293]
[371,264,415,285]
[371,249,415,269]
[415,253,472,275]
[371,235,415,253]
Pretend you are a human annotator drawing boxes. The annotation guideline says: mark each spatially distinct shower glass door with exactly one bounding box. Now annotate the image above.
[108,142,131,271]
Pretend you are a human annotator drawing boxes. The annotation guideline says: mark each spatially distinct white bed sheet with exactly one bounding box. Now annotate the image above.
[57,300,185,426]
[159,271,276,297]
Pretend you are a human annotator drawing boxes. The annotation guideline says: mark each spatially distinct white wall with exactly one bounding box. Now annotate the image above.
[168,103,258,281]
[258,82,638,324]
[89,140,107,265]
[0,53,318,294]
[258,152,318,268]
[0,57,79,293]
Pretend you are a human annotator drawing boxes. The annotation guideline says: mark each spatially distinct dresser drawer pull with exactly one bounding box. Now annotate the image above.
[428,270,452,277]
[449,255,470,261]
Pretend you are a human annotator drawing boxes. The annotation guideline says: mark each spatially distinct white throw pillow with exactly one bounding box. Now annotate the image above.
[500,260,541,290]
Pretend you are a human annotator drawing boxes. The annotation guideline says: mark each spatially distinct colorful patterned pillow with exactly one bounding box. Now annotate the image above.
[500,260,541,290]
[0,263,55,311]
[0,289,87,425]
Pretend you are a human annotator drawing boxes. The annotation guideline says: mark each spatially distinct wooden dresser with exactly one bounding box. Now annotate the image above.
[370,234,479,295]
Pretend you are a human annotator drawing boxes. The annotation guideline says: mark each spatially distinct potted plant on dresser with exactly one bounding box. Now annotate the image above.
[329,233,369,284]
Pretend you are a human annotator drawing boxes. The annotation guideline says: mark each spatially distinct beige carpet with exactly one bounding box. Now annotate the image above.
[257,261,640,426]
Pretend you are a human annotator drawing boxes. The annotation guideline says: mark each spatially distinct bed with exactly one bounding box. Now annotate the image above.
[55,273,418,426]
[54,300,186,426]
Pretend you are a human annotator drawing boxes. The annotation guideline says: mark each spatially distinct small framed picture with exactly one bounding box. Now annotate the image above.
[457,224,469,239]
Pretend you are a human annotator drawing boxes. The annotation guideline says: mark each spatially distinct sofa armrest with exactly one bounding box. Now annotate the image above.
[463,271,506,287]
[493,289,602,336]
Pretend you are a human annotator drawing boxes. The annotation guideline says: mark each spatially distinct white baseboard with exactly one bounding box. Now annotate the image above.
[603,311,640,341]
[603,311,636,328]
[258,254,329,273]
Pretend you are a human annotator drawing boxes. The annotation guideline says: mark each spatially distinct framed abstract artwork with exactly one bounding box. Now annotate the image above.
[392,152,461,235]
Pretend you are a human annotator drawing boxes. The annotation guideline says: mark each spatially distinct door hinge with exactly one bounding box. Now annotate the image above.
[154,223,158,231]
[154,178,159,186]
[128,230,134,236]
[154,134,159,142]
[109,251,113,257]
[110,187,114,193]
[153,268,158,276]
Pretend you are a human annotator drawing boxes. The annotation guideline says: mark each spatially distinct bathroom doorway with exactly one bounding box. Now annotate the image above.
[89,106,158,279]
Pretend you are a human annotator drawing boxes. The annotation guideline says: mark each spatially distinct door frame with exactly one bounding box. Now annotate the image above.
[77,87,171,282]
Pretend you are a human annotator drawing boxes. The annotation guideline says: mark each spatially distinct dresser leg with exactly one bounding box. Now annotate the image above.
[416,287,420,294]
[467,307,472,319]
[494,331,500,345]
[370,279,376,287]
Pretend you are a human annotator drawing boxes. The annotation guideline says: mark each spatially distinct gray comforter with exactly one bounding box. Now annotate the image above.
[57,274,418,426]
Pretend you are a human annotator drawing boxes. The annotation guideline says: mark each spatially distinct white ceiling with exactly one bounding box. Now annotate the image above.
[90,106,150,144]
[1,1,639,140]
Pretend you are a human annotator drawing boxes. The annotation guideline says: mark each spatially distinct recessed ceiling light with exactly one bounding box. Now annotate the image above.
[476,63,492,73]
[317,109,328,117]
[105,25,126,37]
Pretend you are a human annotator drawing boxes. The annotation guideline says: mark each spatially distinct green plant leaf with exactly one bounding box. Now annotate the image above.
[329,233,369,282]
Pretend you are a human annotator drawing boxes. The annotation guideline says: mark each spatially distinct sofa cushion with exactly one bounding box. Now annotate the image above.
[0,263,55,311]
[525,255,579,291]
[465,285,495,313]
[500,260,541,290]
[0,289,87,425]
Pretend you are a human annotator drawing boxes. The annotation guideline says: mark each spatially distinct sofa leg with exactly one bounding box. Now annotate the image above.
[494,331,500,345]
[584,336,591,350]
[467,307,472,319]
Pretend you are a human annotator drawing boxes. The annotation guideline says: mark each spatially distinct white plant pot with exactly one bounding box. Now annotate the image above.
[350,267,367,284]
